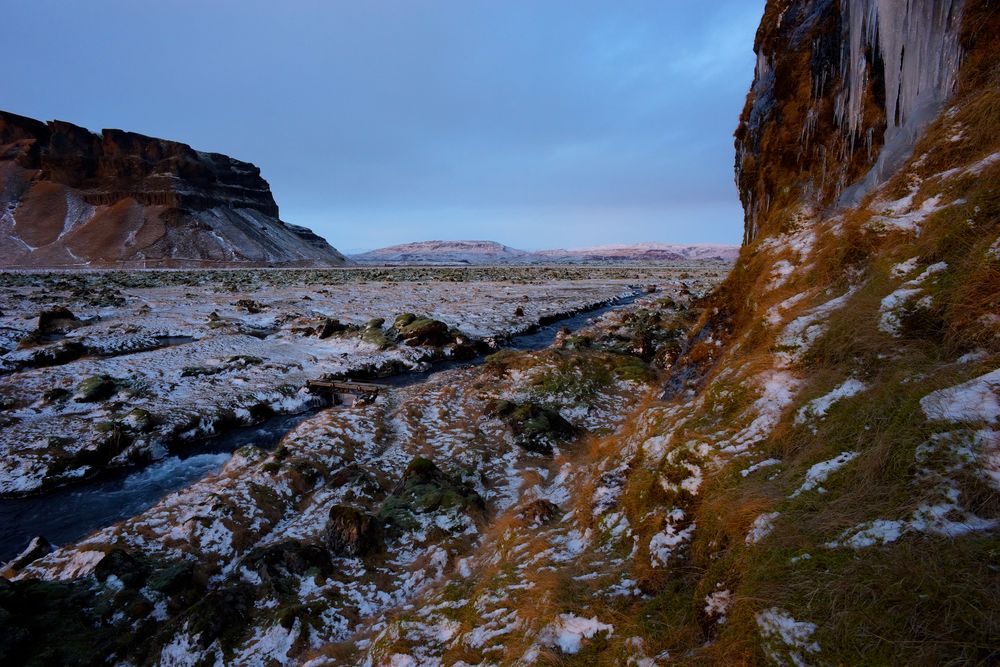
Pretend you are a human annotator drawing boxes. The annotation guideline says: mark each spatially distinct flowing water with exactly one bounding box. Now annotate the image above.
[0,291,643,561]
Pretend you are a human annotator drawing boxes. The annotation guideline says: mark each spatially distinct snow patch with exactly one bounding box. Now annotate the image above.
[538,614,614,654]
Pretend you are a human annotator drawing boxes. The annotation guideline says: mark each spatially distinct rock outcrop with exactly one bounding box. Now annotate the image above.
[735,0,967,243]
[0,110,348,267]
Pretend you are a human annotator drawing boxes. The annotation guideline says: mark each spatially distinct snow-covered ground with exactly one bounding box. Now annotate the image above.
[1,268,716,497]
[4,280,713,666]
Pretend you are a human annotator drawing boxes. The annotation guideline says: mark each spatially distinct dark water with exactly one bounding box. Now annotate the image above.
[0,412,315,561]
[0,291,642,562]
[383,290,644,387]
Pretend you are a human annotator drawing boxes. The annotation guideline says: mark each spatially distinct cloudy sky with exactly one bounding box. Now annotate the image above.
[4,0,765,252]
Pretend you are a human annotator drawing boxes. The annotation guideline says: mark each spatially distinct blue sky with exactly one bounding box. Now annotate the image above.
[3,0,765,252]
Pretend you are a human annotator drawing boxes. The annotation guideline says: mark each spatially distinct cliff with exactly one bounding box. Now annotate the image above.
[0,110,348,267]
[735,0,968,243]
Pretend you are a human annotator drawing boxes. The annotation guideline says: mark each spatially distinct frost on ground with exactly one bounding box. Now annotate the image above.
[0,268,687,496]
[1,271,726,666]
[794,379,867,427]
[746,512,780,545]
[537,614,614,654]
[790,451,859,498]
[920,368,1000,424]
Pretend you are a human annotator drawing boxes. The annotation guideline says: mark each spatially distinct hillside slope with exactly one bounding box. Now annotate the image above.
[0,111,348,268]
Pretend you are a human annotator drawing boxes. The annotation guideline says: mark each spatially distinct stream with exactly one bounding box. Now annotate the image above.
[0,290,645,562]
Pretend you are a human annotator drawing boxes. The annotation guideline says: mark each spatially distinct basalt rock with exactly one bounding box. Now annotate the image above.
[0,110,349,268]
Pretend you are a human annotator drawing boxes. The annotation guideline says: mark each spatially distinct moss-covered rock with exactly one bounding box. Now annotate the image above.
[73,374,117,402]
[377,457,485,532]
[121,407,155,432]
[396,317,452,346]
[490,400,578,455]
[362,327,392,350]
[393,313,417,328]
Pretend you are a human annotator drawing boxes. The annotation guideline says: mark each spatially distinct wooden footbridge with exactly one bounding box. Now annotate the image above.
[306,379,386,405]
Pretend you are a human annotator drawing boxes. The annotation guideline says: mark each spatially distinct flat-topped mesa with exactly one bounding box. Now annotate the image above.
[0,110,347,268]
[735,0,966,244]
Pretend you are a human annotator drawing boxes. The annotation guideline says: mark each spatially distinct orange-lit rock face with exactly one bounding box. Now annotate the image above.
[0,110,347,267]
[735,0,966,244]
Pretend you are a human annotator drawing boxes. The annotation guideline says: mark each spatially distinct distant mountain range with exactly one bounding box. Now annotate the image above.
[350,240,740,265]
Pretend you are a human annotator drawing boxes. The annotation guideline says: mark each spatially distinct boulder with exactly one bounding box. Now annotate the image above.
[73,374,117,402]
[490,400,578,455]
[93,548,150,589]
[378,457,485,532]
[317,318,347,339]
[121,407,155,432]
[396,317,452,347]
[324,505,381,556]
[361,327,392,350]
[27,341,86,368]
[37,307,77,334]
[242,540,333,579]
[234,299,265,314]
[394,313,417,328]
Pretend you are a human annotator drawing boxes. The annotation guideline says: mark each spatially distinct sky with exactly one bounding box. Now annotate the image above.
[3,0,765,252]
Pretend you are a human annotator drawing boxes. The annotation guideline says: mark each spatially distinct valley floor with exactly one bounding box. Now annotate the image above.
[0,263,729,665]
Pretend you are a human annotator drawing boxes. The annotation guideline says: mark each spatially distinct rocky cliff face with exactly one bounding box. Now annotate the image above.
[0,111,348,267]
[735,0,967,243]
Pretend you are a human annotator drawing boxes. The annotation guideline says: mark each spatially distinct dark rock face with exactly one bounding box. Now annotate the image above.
[0,110,348,267]
[735,0,966,243]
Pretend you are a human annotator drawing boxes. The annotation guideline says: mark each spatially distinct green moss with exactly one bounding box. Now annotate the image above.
[73,374,116,402]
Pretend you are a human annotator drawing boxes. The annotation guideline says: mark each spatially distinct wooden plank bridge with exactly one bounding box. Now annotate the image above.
[306,379,386,405]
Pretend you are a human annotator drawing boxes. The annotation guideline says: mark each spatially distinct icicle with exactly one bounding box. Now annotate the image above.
[837,0,965,203]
